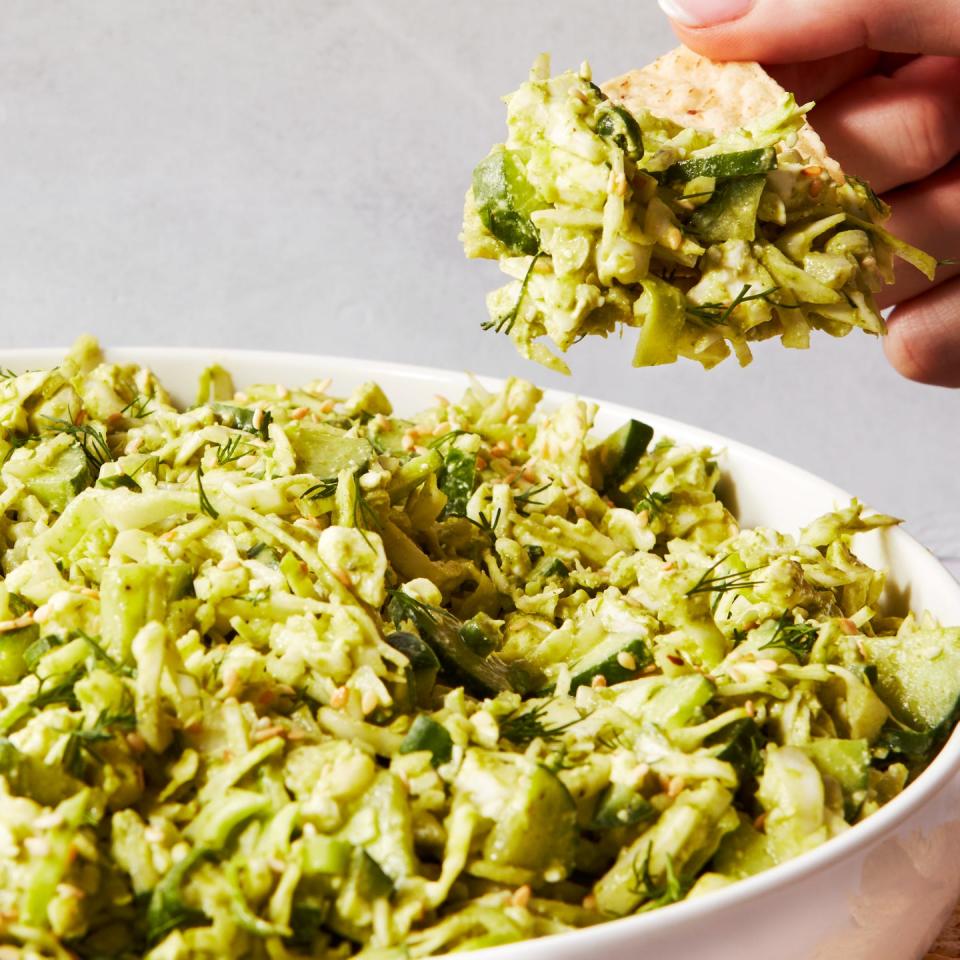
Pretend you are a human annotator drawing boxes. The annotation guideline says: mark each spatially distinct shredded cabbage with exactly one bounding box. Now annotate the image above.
[0,338,954,958]
[462,57,938,372]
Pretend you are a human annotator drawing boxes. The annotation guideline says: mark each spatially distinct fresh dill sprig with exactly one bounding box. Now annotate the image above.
[387,589,442,630]
[596,729,632,752]
[427,429,469,450]
[686,556,765,602]
[687,284,790,328]
[481,253,542,335]
[499,700,577,745]
[633,484,671,518]
[120,394,153,418]
[196,463,219,519]
[0,368,18,380]
[848,175,885,213]
[64,710,137,777]
[30,667,84,710]
[631,847,691,911]
[75,630,135,677]
[302,476,339,501]
[43,415,114,473]
[215,434,249,465]
[514,483,550,516]
[351,473,382,546]
[300,473,381,544]
[465,507,503,559]
[758,612,819,660]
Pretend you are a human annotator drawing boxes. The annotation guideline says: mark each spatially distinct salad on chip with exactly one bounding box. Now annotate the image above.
[0,338,959,958]
[462,48,939,372]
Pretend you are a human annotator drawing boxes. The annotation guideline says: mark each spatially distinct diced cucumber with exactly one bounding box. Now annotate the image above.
[800,738,869,795]
[8,439,91,513]
[591,782,656,829]
[100,562,194,659]
[338,772,415,883]
[438,448,477,517]
[666,147,777,183]
[329,848,394,942]
[643,674,714,729]
[399,715,453,768]
[863,622,960,734]
[0,623,39,685]
[389,595,538,697]
[484,763,578,880]
[530,555,568,580]
[472,147,544,256]
[595,104,643,160]
[385,631,440,706]
[210,402,273,440]
[596,419,654,503]
[568,635,653,691]
[689,175,767,243]
[709,718,765,782]
[288,422,373,479]
[711,814,775,880]
[458,616,498,657]
[594,780,734,915]
[302,835,352,877]
[633,278,687,367]
[387,449,442,503]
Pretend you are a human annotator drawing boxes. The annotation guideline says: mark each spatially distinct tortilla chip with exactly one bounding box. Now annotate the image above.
[602,46,842,183]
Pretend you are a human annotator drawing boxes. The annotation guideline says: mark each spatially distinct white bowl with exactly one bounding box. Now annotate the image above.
[6,346,960,960]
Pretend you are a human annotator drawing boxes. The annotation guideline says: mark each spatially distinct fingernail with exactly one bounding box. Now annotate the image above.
[657,0,754,27]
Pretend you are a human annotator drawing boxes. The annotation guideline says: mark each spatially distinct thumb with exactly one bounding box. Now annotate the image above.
[659,0,960,61]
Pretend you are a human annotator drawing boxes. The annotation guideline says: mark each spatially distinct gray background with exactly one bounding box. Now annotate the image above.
[1,0,957,572]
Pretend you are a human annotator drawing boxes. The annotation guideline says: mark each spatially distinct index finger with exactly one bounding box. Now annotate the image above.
[661,0,960,62]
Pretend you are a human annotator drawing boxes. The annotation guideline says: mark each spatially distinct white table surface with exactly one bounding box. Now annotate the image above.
[1,0,958,576]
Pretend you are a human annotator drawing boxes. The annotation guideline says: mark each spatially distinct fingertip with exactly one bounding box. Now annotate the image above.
[885,287,960,387]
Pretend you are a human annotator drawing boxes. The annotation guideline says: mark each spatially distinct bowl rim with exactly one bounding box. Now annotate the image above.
[5,344,960,951]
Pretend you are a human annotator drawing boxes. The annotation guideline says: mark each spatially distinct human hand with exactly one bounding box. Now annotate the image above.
[657,0,960,385]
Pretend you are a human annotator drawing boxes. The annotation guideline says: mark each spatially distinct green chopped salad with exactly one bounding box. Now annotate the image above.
[461,55,938,372]
[1,338,959,959]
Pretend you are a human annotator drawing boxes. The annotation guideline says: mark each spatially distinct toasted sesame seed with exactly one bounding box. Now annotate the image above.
[476,457,488,471]
[582,894,598,911]
[755,658,779,673]
[591,674,608,689]
[809,179,823,198]
[839,618,858,635]
[126,731,147,753]
[616,651,638,672]
[511,884,532,908]
[361,690,379,715]
[753,813,766,831]
[667,776,685,798]
[276,384,289,400]
[802,165,823,178]
[330,686,349,709]
[24,837,51,857]
[252,725,286,743]
[319,400,335,414]
[34,811,64,830]
[56,882,85,900]
[291,406,310,420]
[0,613,34,634]
[745,699,755,718]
